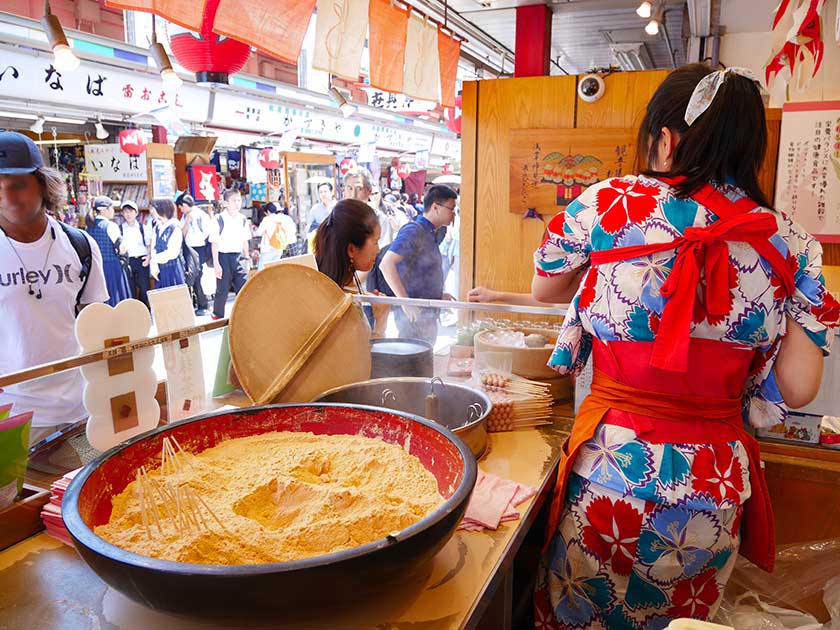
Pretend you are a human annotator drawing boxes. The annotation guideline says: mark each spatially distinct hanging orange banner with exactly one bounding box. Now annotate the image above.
[368,0,408,94]
[104,0,205,32]
[437,29,460,109]
[213,0,316,65]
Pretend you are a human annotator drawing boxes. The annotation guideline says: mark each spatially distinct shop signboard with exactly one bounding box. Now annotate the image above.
[0,47,209,123]
[85,143,148,182]
[775,101,840,241]
[508,128,636,217]
[210,92,434,153]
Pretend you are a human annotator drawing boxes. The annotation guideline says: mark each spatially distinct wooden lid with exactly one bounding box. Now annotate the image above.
[229,265,371,404]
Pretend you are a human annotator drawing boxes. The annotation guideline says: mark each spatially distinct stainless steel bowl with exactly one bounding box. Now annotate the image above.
[316,378,492,458]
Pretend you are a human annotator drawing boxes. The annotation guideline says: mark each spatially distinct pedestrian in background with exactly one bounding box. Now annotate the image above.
[119,200,151,306]
[150,198,186,289]
[209,188,251,320]
[178,193,211,315]
[86,195,130,306]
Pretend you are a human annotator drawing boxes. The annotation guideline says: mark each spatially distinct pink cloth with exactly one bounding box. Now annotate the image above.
[458,470,536,532]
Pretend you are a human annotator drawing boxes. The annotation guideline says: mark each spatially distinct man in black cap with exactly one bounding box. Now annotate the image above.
[0,131,108,446]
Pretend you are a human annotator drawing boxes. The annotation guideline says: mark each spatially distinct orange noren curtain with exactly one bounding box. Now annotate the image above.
[368,0,408,94]
[437,28,460,108]
[104,0,205,32]
[213,0,316,65]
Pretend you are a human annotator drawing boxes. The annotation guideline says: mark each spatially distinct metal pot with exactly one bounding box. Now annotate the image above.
[370,338,434,378]
[316,378,491,459]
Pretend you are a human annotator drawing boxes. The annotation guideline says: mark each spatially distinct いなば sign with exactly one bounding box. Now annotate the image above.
[775,101,840,241]
[85,144,148,182]
[509,128,636,216]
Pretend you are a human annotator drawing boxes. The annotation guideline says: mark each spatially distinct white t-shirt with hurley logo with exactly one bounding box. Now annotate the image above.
[0,216,108,427]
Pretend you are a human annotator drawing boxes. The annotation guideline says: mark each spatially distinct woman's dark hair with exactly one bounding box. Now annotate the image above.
[314,199,378,288]
[151,198,176,220]
[175,192,195,208]
[318,182,333,193]
[263,202,280,214]
[636,62,771,207]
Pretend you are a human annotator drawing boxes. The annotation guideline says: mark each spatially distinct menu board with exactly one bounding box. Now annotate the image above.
[150,158,176,199]
[775,101,840,241]
[509,128,636,216]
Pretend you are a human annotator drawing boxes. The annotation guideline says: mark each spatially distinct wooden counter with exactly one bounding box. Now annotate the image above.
[0,405,574,630]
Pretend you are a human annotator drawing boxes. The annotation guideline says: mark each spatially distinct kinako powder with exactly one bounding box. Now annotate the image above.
[95,432,444,565]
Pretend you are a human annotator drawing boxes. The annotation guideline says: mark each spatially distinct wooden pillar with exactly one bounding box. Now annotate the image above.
[514,5,552,78]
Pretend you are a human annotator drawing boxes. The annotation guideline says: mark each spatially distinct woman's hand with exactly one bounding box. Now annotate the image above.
[468,286,499,303]
[215,264,223,280]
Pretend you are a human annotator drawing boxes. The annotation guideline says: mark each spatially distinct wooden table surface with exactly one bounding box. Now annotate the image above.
[0,394,574,630]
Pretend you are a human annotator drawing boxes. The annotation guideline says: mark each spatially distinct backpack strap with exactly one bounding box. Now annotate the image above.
[217,214,225,233]
[57,221,92,315]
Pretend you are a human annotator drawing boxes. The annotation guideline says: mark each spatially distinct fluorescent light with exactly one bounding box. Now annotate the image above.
[33,138,84,145]
[636,2,652,18]
[30,116,45,134]
[645,19,660,35]
[413,120,446,132]
[0,110,38,120]
[0,111,84,124]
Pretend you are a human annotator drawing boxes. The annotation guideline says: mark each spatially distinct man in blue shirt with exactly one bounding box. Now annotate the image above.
[380,185,457,343]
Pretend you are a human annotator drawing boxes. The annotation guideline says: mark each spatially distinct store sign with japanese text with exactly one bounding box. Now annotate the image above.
[360,87,435,113]
[85,144,148,182]
[210,92,434,153]
[775,101,840,240]
[0,48,209,123]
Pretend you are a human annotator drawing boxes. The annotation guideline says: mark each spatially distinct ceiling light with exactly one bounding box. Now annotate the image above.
[329,87,356,118]
[645,19,660,36]
[636,2,652,18]
[150,19,182,90]
[30,116,45,134]
[95,118,108,140]
[40,1,80,72]
[33,138,84,145]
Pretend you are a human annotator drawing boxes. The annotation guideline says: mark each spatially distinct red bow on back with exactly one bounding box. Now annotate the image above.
[590,182,796,372]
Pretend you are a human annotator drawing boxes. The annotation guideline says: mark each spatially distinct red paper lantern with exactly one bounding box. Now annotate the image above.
[168,0,250,85]
[339,158,357,176]
[444,94,462,135]
[397,163,411,179]
[118,129,147,156]
[442,163,453,175]
[259,147,281,170]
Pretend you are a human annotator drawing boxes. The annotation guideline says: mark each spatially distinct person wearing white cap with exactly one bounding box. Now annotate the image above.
[0,131,108,446]
[119,200,152,306]
[86,195,131,306]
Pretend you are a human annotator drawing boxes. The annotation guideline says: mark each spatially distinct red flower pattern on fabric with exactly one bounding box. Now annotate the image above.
[813,291,840,328]
[595,179,661,234]
[771,254,799,302]
[667,568,721,619]
[581,497,643,576]
[578,268,599,311]
[533,586,560,630]
[691,443,745,504]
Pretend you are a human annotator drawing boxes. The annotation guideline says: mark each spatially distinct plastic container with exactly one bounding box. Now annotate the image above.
[0,409,33,509]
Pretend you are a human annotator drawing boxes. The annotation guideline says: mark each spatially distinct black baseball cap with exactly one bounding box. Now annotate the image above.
[176,192,195,207]
[0,131,44,175]
[92,196,113,211]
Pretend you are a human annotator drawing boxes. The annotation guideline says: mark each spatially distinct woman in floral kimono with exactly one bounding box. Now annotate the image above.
[531,63,839,629]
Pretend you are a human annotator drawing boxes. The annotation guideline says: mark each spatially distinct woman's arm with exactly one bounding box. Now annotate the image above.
[532,268,586,304]
[468,286,554,307]
[774,316,824,408]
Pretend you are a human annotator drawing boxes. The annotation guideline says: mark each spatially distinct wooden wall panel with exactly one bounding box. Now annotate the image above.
[575,70,668,130]
[761,108,782,205]
[472,76,577,296]
[459,81,479,301]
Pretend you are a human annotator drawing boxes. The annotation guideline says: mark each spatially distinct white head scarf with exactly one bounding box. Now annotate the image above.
[684,67,762,126]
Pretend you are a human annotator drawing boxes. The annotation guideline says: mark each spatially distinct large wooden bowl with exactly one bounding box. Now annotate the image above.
[473,327,559,380]
[62,404,476,617]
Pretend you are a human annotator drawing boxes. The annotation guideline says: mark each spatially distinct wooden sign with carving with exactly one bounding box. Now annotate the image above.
[509,128,637,216]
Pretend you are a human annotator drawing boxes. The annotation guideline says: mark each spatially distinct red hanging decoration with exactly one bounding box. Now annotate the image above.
[118,129,147,156]
[442,163,453,175]
[339,158,357,176]
[397,163,411,179]
[168,0,250,85]
[444,94,462,135]
[258,147,281,170]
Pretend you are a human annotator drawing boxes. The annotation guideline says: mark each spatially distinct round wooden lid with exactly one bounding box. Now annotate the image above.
[229,265,371,404]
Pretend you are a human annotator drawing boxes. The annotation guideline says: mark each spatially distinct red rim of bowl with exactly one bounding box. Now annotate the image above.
[62,403,477,576]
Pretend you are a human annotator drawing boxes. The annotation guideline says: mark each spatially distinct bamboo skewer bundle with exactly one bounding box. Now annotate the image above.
[134,441,227,539]
[481,372,554,432]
